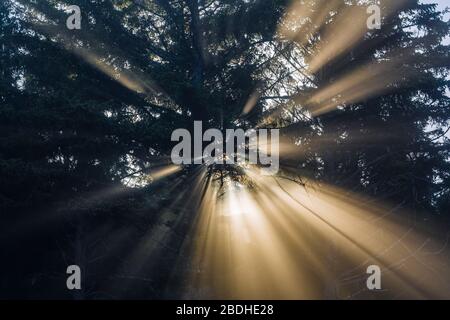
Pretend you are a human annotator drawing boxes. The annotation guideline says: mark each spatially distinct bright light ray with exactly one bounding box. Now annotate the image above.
[253,0,417,121]
[279,0,409,74]
[18,0,174,104]
[278,0,342,47]
[304,54,417,116]
[180,169,450,299]
[149,165,182,181]
[185,178,319,299]
[37,25,160,96]
[105,167,208,296]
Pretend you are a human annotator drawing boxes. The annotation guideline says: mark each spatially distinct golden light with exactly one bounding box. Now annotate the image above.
[305,53,416,116]
[178,168,450,299]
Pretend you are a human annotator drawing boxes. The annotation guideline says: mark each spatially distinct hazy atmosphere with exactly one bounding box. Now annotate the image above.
[0,0,449,300]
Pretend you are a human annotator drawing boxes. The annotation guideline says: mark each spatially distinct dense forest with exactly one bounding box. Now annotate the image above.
[0,0,449,299]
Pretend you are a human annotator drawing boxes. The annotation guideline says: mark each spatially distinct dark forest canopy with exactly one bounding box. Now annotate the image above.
[0,0,449,299]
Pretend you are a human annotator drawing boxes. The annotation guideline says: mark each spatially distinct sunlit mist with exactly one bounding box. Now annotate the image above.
[179,168,450,299]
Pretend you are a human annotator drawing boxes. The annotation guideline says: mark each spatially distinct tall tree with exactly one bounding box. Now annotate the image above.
[0,0,449,298]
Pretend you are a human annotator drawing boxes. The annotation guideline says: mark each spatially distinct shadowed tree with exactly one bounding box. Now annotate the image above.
[0,0,449,298]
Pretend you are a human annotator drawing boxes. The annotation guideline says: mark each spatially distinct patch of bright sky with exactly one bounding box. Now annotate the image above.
[420,1,450,139]
[421,0,450,44]
[421,0,450,103]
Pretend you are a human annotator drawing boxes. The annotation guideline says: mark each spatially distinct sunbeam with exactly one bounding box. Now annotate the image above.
[178,168,450,299]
